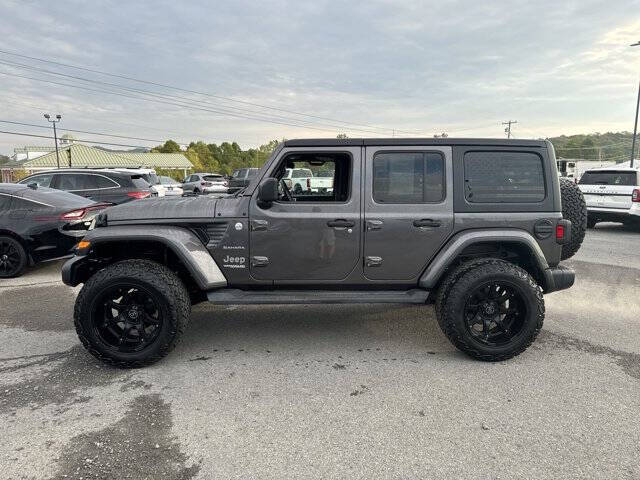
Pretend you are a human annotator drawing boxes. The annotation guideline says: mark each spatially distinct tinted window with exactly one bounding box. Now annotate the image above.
[19,173,53,188]
[579,171,637,186]
[93,175,118,188]
[131,177,151,189]
[57,174,94,190]
[373,152,444,203]
[203,175,223,181]
[464,151,545,203]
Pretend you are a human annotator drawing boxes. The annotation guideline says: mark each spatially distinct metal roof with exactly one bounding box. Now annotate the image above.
[117,152,193,168]
[13,146,57,153]
[18,144,192,169]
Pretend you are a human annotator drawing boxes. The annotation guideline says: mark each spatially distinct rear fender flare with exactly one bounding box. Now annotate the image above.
[419,229,551,290]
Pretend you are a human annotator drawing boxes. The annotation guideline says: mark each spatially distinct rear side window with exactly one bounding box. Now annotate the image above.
[579,171,637,186]
[373,151,445,203]
[20,173,53,188]
[57,174,92,191]
[131,177,151,189]
[464,151,545,203]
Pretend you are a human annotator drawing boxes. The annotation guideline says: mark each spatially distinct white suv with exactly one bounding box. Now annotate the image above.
[578,167,640,227]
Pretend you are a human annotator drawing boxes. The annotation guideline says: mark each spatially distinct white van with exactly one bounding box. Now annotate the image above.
[578,167,640,227]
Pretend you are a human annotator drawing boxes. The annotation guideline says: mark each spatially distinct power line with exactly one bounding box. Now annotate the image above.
[0,68,403,136]
[0,130,151,149]
[0,49,420,135]
[0,58,402,135]
[0,119,175,144]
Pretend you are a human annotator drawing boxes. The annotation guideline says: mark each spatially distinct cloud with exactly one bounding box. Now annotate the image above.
[0,0,640,155]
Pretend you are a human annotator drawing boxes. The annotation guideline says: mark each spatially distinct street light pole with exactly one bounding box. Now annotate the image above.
[630,42,640,168]
[44,113,62,169]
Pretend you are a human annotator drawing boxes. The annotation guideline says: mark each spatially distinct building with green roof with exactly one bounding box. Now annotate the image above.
[6,144,193,176]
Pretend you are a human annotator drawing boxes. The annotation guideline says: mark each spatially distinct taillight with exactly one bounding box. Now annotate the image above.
[60,208,87,220]
[127,191,151,199]
[556,224,565,241]
[306,178,311,189]
[632,189,640,202]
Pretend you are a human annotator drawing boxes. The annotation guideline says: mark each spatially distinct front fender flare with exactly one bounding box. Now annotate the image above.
[419,229,553,291]
[62,225,227,289]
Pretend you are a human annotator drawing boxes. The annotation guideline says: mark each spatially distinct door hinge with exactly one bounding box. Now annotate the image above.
[251,219,268,231]
[365,256,383,267]
[251,256,269,267]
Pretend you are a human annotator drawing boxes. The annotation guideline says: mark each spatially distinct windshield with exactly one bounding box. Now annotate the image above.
[579,171,637,186]
[160,176,179,185]
[203,175,223,181]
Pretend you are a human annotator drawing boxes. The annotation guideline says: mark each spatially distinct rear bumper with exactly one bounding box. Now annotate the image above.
[544,265,575,293]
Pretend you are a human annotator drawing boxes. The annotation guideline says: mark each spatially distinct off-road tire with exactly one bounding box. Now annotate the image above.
[559,178,587,260]
[74,259,191,368]
[434,258,499,318]
[436,259,545,362]
[0,235,27,278]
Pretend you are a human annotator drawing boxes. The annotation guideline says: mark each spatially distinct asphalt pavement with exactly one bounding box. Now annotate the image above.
[1,223,639,480]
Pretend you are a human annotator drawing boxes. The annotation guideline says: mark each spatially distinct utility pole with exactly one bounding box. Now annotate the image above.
[630,41,640,168]
[502,120,518,139]
[44,113,62,168]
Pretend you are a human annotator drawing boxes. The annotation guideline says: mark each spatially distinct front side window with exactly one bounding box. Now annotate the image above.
[274,152,350,202]
[373,151,444,203]
[464,151,545,203]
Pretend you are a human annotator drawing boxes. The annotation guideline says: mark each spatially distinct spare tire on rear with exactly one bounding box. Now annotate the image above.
[559,178,587,260]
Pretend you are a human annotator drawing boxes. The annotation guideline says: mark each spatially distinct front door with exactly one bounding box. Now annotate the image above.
[249,147,361,282]
[363,146,454,281]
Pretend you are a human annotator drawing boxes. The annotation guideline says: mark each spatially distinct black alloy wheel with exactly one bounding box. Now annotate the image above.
[463,281,527,346]
[91,284,164,353]
[0,236,27,278]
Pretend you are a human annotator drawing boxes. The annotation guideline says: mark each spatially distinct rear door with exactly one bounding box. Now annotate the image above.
[363,146,454,281]
[579,170,637,210]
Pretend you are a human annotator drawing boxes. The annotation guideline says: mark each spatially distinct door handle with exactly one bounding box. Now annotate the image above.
[413,219,441,228]
[366,219,383,231]
[327,219,355,228]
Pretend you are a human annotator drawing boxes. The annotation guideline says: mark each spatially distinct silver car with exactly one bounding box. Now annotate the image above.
[182,173,228,194]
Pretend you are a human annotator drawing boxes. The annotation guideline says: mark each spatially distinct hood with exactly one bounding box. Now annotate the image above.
[103,195,218,224]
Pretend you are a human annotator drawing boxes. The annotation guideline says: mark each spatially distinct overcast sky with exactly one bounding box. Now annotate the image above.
[1,0,640,155]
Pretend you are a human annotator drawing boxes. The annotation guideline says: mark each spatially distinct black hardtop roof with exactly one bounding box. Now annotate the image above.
[283,138,549,148]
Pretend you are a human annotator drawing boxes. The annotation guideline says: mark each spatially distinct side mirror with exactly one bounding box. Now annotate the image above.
[257,177,278,206]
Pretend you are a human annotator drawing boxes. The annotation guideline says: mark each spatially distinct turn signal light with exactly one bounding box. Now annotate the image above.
[632,189,640,203]
[77,241,91,250]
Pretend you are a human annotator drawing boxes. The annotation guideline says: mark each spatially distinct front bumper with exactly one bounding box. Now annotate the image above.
[544,265,575,293]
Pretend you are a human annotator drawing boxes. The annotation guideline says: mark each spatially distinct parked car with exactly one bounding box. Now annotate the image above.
[182,173,228,194]
[228,168,259,193]
[0,183,107,277]
[63,138,586,368]
[283,167,333,194]
[578,167,640,227]
[110,168,165,197]
[18,169,154,205]
[158,176,184,196]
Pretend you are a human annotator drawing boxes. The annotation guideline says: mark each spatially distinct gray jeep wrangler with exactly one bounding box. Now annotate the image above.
[62,138,586,368]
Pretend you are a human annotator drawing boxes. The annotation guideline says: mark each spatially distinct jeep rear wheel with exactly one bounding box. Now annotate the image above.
[74,259,191,368]
[436,259,544,361]
[559,178,587,260]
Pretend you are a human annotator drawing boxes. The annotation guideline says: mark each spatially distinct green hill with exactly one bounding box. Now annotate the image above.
[547,132,634,163]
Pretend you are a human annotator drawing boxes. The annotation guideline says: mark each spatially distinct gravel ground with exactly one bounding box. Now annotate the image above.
[0,223,639,480]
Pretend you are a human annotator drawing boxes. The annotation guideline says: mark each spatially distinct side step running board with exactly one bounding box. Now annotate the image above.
[207,288,430,305]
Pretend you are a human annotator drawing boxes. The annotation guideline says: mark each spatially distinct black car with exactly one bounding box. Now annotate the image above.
[0,183,106,278]
[228,167,259,193]
[18,169,154,205]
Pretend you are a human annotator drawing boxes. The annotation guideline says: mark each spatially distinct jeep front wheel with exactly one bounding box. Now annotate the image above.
[74,259,191,368]
[436,260,544,361]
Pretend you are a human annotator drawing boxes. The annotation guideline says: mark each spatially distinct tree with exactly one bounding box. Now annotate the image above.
[336,133,348,139]
[152,140,181,153]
